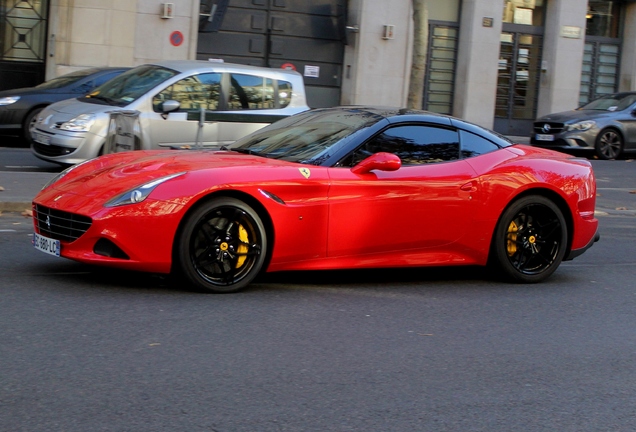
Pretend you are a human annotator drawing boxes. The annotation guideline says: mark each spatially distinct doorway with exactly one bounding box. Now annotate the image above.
[494,28,543,136]
[0,0,49,90]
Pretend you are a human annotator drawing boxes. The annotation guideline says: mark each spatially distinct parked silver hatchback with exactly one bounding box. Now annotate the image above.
[31,60,309,165]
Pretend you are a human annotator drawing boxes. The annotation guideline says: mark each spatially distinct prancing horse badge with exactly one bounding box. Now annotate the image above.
[299,168,311,179]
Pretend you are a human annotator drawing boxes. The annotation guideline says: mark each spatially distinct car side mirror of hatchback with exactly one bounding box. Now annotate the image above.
[162,100,181,114]
[351,152,401,175]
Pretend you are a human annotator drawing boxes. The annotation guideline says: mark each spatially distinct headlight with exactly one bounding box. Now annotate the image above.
[60,113,95,132]
[0,96,20,106]
[564,120,596,131]
[104,172,186,207]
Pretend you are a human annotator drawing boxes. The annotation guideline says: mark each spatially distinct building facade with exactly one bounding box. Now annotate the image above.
[1,0,635,136]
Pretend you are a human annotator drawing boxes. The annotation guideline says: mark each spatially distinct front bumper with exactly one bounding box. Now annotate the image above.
[530,129,598,151]
[30,127,105,165]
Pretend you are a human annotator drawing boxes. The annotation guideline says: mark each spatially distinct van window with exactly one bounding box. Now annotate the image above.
[227,74,294,110]
[153,73,221,112]
[228,74,277,110]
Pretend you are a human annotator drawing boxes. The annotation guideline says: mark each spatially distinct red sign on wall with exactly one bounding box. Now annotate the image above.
[170,31,184,47]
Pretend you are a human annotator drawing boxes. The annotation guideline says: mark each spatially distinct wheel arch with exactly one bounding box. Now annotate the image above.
[22,105,49,132]
[599,124,625,140]
[171,189,275,273]
[596,126,625,159]
[488,187,574,261]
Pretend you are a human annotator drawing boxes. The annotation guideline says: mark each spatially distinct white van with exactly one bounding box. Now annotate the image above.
[31,60,309,165]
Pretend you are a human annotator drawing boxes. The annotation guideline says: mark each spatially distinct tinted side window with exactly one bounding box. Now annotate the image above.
[229,73,276,110]
[460,130,500,158]
[152,73,221,112]
[344,125,460,166]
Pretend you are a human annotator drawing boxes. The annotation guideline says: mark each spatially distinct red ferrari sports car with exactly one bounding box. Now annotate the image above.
[32,107,599,293]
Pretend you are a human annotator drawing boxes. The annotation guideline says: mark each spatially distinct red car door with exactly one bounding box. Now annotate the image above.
[326,160,478,258]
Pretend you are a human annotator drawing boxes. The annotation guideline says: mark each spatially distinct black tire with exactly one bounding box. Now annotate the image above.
[595,128,623,160]
[23,107,44,144]
[175,197,267,293]
[490,195,567,283]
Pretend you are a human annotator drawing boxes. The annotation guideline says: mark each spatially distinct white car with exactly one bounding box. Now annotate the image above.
[31,60,309,165]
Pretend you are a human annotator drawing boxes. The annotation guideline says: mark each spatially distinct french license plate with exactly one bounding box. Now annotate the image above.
[535,134,555,142]
[33,233,60,257]
[33,131,51,145]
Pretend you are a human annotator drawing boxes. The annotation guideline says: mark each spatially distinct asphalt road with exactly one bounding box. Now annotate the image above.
[1,144,635,431]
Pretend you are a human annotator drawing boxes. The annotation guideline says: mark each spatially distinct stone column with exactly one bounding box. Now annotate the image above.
[453,0,502,129]
[535,0,586,117]
[619,3,636,91]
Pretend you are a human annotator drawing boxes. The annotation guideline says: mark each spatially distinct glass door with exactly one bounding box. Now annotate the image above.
[494,29,543,136]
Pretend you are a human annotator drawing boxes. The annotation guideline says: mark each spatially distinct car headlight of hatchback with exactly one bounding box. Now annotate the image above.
[564,120,596,132]
[104,172,186,207]
[60,113,96,132]
[0,96,20,106]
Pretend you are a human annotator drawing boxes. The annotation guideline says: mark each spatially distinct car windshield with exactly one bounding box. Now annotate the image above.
[34,69,101,90]
[579,93,636,112]
[228,108,384,164]
[84,65,178,107]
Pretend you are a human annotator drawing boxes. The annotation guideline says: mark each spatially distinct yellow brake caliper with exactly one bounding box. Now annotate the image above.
[507,221,518,256]
[236,224,249,268]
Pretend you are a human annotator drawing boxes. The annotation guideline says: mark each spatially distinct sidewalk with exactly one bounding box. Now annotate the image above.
[0,171,54,213]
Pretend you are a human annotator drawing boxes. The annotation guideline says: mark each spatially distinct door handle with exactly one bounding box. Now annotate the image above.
[460,181,477,192]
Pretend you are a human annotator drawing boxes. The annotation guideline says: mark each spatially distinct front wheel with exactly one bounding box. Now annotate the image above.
[595,128,623,160]
[175,197,267,293]
[490,195,567,283]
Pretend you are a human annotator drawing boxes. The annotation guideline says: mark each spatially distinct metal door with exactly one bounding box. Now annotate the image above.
[0,0,49,90]
[423,22,459,115]
[494,29,543,136]
[197,0,346,108]
[580,38,620,105]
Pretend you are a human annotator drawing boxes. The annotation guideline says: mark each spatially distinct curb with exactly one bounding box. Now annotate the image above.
[0,202,32,213]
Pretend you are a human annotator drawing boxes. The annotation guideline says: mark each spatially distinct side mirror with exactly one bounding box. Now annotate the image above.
[162,100,180,114]
[351,152,401,175]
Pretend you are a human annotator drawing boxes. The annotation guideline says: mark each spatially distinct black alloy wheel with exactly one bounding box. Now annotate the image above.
[595,128,623,160]
[176,197,267,293]
[491,195,567,283]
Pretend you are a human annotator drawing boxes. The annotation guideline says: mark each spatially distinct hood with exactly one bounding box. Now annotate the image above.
[45,97,116,116]
[38,149,296,201]
[536,109,619,123]
[0,87,56,97]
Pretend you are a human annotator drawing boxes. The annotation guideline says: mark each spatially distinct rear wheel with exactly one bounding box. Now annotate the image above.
[491,195,567,283]
[595,128,623,160]
[175,197,267,293]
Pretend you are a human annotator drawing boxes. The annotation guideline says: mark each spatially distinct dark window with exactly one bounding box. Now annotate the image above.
[460,130,500,158]
[342,125,460,167]
[152,73,221,112]
[226,74,293,110]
